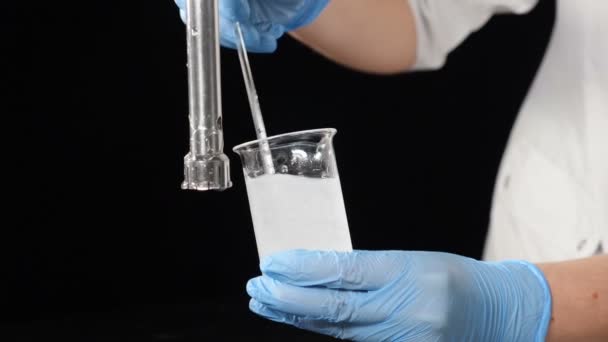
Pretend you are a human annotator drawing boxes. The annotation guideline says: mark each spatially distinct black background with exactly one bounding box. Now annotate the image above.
[2,1,554,340]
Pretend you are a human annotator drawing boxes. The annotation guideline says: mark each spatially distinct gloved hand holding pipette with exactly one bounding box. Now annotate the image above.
[174,0,329,52]
[247,249,552,341]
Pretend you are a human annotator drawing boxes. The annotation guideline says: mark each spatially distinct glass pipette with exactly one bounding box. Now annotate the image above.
[235,22,275,175]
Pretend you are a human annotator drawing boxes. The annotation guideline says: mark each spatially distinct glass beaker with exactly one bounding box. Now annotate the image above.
[233,128,353,260]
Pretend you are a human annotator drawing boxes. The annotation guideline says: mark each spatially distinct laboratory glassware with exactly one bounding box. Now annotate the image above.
[182,0,232,191]
[234,129,353,260]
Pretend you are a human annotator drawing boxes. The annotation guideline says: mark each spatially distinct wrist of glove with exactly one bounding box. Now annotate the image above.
[175,0,329,53]
[247,250,552,341]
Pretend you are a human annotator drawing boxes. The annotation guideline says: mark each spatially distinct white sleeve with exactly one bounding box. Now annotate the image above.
[408,0,539,70]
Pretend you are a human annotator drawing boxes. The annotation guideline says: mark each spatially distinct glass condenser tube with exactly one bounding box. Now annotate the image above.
[182,0,232,191]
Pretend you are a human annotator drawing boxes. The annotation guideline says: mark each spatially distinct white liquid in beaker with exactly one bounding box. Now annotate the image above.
[245,174,353,260]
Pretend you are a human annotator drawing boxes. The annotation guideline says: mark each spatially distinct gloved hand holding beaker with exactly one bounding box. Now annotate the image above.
[174,0,329,52]
[247,250,552,341]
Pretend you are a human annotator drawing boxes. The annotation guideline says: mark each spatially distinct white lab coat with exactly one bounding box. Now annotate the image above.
[408,0,607,263]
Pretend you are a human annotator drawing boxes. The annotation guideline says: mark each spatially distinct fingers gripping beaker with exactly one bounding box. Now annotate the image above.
[233,129,353,260]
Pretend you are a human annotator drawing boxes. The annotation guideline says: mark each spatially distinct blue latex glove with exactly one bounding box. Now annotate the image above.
[247,250,552,341]
[174,0,329,52]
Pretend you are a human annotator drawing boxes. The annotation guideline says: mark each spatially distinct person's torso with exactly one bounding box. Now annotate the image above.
[484,0,608,262]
